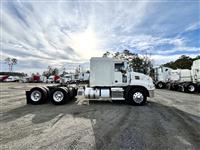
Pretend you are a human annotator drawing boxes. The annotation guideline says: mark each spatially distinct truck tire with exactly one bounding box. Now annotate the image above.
[197,84,200,93]
[166,83,171,90]
[51,87,70,105]
[27,87,48,104]
[186,84,196,93]
[71,87,77,98]
[68,87,74,99]
[126,88,147,106]
[157,82,164,89]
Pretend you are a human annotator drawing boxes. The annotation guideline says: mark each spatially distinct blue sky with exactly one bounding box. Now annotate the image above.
[1,0,200,74]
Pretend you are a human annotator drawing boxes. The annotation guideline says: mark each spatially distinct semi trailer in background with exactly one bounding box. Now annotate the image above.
[154,59,200,93]
[26,57,155,105]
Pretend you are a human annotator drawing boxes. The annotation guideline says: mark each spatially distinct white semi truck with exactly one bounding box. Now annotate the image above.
[154,59,200,93]
[26,57,155,105]
[154,66,172,88]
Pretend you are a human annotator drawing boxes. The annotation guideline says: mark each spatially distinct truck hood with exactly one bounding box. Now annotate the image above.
[130,72,153,82]
[130,72,155,90]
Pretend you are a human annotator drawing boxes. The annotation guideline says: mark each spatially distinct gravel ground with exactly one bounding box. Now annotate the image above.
[0,82,200,150]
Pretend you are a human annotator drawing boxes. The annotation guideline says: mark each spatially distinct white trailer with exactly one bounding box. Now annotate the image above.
[26,57,154,105]
[166,69,192,91]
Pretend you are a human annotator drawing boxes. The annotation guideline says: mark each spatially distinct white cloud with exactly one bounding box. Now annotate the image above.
[1,1,199,73]
[185,22,200,32]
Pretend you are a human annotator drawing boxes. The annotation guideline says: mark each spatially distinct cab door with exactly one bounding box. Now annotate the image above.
[113,62,127,85]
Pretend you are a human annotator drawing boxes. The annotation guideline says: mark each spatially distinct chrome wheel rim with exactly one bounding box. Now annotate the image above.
[133,92,144,103]
[31,90,42,102]
[158,83,163,88]
[188,85,195,92]
[53,91,64,102]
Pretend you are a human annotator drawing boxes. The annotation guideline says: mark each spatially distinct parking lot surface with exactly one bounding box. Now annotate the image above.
[0,83,200,150]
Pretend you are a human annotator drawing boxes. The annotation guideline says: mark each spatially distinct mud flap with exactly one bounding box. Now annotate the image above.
[26,90,31,104]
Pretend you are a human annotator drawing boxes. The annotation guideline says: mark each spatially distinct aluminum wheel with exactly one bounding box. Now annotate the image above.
[188,85,195,92]
[158,83,163,88]
[30,90,42,102]
[133,92,144,104]
[53,91,64,102]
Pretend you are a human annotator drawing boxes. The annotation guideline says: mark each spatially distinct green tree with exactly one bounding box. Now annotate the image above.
[42,66,59,77]
[4,57,18,71]
[162,55,199,69]
[103,51,111,57]
[102,50,153,74]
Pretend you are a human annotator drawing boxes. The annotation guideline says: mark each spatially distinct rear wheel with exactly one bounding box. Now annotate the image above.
[51,87,70,105]
[186,84,196,93]
[126,88,147,105]
[157,82,164,89]
[28,87,48,104]
[166,82,171,90]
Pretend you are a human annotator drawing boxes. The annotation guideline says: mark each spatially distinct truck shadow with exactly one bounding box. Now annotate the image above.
[2,100,200,149]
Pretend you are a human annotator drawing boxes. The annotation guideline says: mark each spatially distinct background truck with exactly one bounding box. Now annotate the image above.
[26,57,155,105]
[4,76,20,82]
[154,66,172,88]
[60,74,73,84]
[0,75,9,82]
[78,72,89,82]
[154,59,200,93]
[60,72,89,84]
[47,75,60,83]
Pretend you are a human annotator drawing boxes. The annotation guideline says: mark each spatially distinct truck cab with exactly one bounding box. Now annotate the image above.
[154,66,172,88]
[80,57,155,105]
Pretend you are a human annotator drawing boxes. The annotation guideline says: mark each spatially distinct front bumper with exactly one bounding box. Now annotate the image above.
[149,90,154,98]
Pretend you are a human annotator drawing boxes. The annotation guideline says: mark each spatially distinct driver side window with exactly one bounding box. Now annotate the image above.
[114,63,124,72]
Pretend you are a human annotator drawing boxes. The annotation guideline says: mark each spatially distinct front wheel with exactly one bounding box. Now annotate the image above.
[126,88,147,105]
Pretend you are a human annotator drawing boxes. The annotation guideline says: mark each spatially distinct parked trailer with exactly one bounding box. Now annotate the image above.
[26,57,155,105]
[166,69,193,92]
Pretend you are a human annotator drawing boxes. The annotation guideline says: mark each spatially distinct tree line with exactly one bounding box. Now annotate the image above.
[162,55,200,69]
[103,50,200,74]
[103,50,153,74]
[3,53,199,76]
